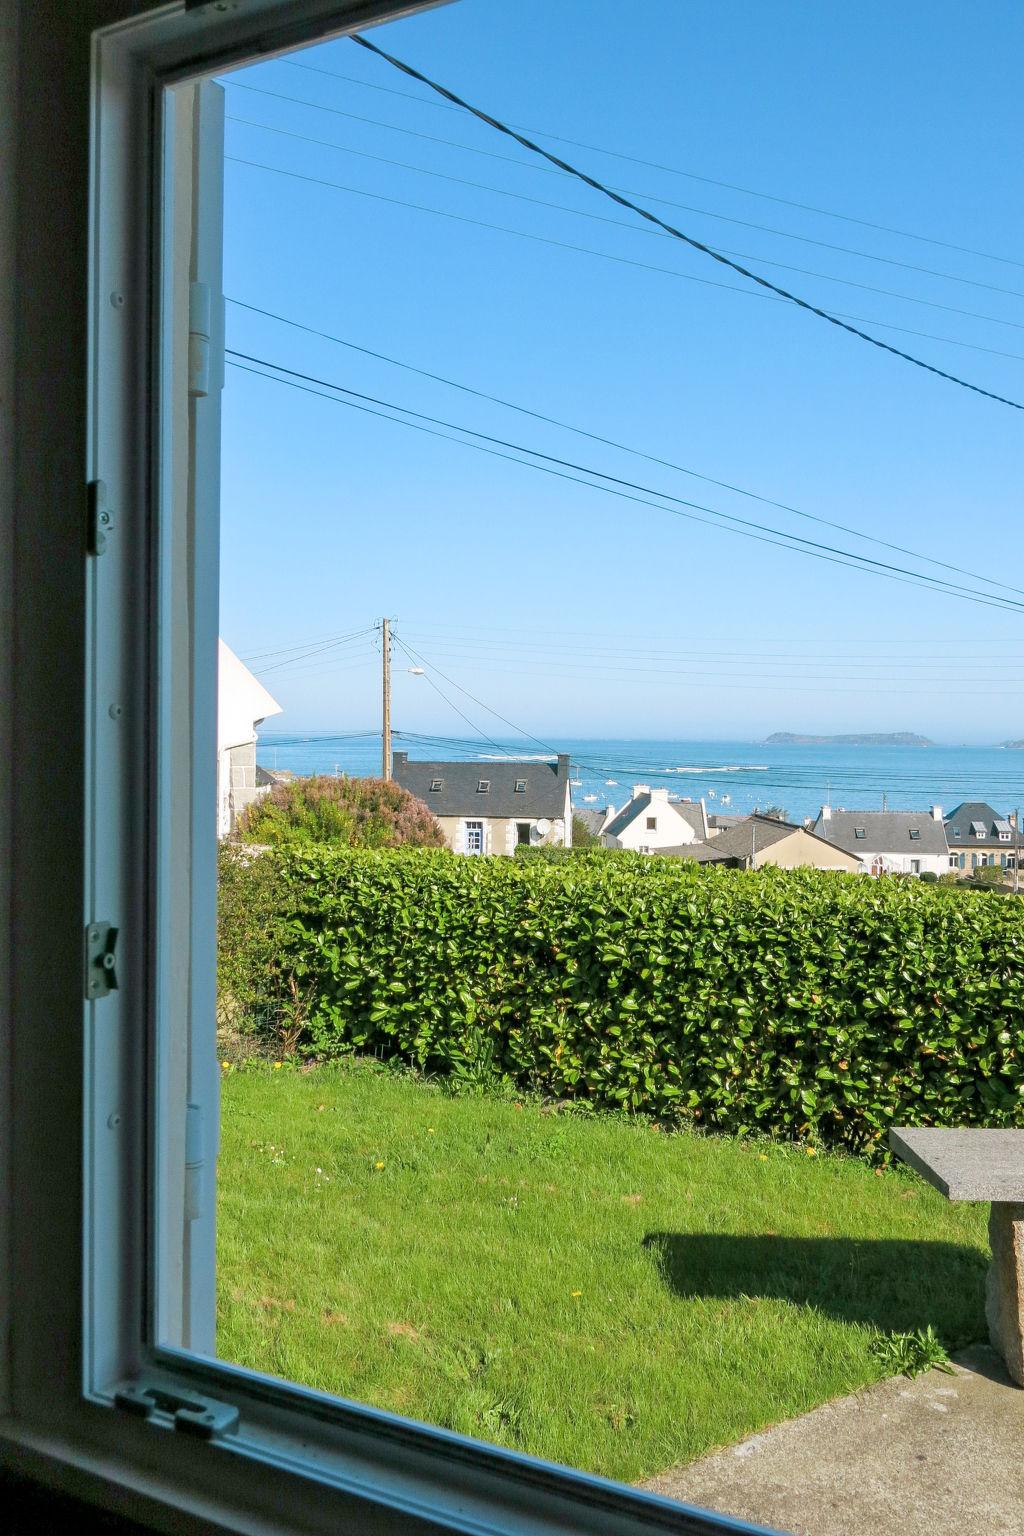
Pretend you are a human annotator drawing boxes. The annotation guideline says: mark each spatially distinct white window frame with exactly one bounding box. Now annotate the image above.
[3,3,762,1531]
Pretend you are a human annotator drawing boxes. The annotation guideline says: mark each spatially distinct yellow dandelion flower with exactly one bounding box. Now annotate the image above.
[571,1289,582,1298]
[427,1127,436,1134]
[758,1153,769,1162]
[221,1060,230,1071]
[805,1146,817,1156]
[273,1061,283,1070]
[374,1161,385,1170]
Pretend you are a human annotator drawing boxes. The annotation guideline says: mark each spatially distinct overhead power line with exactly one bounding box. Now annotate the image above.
[226,348,1024,616]
[226,297,1024,597]
[391,632,509,754]
[282,58,1024,273]
[225,102,1024,302]
[396,634,561,758]
[225,158,1024,363]
[224,119,1024,326]
[242,622,376,662]
[349,32,1023,411]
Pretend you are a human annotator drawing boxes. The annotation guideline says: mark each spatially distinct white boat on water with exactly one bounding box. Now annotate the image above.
[570,777,583,787]
[605,778,618,786]
[583,793,597,802]
[707,789,716,799]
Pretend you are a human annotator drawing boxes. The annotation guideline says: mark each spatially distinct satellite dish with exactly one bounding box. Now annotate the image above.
[535,818,551,836]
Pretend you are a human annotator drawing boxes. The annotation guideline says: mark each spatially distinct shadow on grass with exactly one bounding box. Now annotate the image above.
[643,1232,987,1337]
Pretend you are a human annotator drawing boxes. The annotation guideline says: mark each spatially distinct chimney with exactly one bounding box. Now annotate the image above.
[631,784,650,799]
[819,804,831,821]
[650,786,669,802]
[931,804,943,822]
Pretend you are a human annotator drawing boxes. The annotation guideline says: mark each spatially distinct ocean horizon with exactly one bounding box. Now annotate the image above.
[256,733,1024,826]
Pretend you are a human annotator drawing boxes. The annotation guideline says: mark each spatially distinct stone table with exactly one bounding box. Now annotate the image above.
[890,1127,1024,1386]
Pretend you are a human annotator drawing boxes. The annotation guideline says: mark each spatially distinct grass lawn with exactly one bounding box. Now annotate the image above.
[217,1061,988,1483]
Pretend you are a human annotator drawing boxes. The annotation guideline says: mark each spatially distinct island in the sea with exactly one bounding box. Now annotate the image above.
[1001,740,1024,750]
[766,732,935,747]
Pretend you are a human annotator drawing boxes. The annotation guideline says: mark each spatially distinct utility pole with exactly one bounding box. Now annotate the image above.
[380,616,392,780]
[882,790,888,812]
[1015,807,1020,896]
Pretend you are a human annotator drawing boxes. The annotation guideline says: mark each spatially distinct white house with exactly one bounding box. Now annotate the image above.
[393,752,573,855]
[217,640,283,838]
[811,805,949,876]
[601,785,709,853]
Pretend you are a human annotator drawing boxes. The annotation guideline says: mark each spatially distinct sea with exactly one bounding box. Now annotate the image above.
[256,734,1024,826]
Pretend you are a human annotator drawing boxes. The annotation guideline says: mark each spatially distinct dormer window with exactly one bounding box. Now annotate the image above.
[514,778,527,792]
[909,828,921,840]
[854,827,866,839]
[477,779,490,792]
[430,778,443,792]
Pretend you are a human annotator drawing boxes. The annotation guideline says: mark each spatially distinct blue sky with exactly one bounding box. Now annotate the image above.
[218,0,1023,744]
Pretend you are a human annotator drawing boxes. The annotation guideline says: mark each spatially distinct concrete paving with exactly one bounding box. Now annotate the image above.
[643,1346,1024,1536]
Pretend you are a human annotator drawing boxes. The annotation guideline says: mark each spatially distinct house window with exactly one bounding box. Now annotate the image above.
[514,778,527,792]
[854,828,866,838]
[646,816,657,830]
[430,778,443,791]
[1000,831,1011,841]
[465,820,485,854]
[952,827,960,837]
[477,779,490,792]
[910,859,921,875]
[516,822,531,845]
[909,829,920,840]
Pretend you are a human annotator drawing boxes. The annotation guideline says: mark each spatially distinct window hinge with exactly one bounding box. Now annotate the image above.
[113,1378,239,1440]
[185,1101,204,1221]
[85,922,118,999]
[189,280,212,398]
[86,479,113,555]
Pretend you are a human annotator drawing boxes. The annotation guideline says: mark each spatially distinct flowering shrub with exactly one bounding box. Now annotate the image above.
[219,848,1024,1152]
[237,774,445,849]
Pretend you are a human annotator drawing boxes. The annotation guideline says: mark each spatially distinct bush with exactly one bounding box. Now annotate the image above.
[219,849,1024,1152]
[572,813,601,848]
[237,774,445,849]
[918,871,938,884]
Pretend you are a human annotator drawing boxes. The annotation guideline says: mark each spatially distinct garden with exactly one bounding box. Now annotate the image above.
[216,844,1021,1479]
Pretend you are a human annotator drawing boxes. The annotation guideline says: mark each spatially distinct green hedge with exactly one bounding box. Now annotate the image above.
[219,846,1024,1151]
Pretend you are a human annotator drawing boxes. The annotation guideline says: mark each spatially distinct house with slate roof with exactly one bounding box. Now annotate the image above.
[573,805,616,841]
[601,785,708,853]
[665,813,861,872]
[944,801,1021,873]
[811,805,949,876]
[393,752,572,855]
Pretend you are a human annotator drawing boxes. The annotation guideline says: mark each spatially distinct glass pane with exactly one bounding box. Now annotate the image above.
[153,4,1021,1529]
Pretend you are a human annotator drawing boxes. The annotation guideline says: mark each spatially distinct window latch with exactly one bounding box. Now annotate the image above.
[85,921,118,999]
[113,1378,239,1440]
[86,479,113,555]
